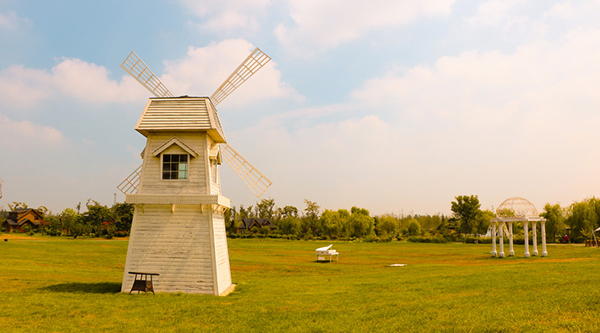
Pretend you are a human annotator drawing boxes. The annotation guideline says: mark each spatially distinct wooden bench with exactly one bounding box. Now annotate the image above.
[128,272,159,294]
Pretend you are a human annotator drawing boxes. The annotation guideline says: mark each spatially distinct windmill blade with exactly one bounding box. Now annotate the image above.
[220,144,272,198]
[117,164,142,195]
[121,51,174,98]
[0,178,3,199]
[210,47,271,107]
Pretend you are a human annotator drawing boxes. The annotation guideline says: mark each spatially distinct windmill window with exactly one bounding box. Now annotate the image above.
[162,154,188,180]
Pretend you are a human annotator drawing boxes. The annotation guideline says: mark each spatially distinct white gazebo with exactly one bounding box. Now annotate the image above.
[491,197,547,258]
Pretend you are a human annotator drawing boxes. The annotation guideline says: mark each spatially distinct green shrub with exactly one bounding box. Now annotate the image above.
[364,234,381,243]
[114,231,129,237]
[407,235,448,243]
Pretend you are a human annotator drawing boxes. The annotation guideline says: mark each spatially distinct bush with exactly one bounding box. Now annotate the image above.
[407,235,448,243]
[114,231,129,237]
[465,237,492,244]
[364,234,381,243]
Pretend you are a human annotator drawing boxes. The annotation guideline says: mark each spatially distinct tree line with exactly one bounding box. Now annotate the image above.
[226,199,451,241]
[1,200,134,238]
[1,195,599,243]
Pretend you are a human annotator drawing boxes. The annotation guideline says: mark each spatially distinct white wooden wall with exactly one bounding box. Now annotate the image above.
[138,132,208,195]
[212,212,232,295]
[122,204,218,294]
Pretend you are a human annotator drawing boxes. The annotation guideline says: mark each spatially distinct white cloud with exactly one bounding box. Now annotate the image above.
[0,58,148,110]
[179,0,270,33]
[543,2,574,20]
[0,11,31,30]
[162,39,300,108]
[52,58,147,103]
[466,0,525,26]
[275,0,455,56]
[542,0,600,23]
[0,65,53,109]
[0,114,64,150]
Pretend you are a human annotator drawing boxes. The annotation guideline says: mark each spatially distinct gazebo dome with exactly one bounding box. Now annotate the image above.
[496,197,538,217]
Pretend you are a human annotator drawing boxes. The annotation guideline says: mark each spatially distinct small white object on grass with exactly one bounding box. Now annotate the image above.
[387,264,406,267]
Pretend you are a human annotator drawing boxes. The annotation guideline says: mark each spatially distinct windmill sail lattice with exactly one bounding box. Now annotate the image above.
[121,51,174,98]
[210,48,271,106]
[117,164,142,195]
[119,48,273,198]
[220,144,272,198]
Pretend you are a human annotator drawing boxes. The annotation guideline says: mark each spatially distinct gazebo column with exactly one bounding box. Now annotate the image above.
[532,222,538,256]
[491,222,497,257]
[524,221,530,258]
[541,221,548,257]
[499,222,505,258]
[508,221,514,256]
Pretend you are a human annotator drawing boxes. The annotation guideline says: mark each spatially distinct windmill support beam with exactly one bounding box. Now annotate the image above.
[126,194,230,208]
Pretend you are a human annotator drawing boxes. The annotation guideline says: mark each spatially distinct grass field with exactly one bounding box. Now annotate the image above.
[1,234,600,332]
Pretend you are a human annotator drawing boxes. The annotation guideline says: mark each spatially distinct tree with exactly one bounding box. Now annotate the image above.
[474,210,495,235]
[37,206,49,215]
[111,203,134,232]
[450,195,482,235]
[566,199,597,242]
[540,203,565,243]
[225,206,236,232]
[279,206,298,219]
[348,206,374,238]
[238,205,250,220]
[376,215,400,238]
[80,199,114,236]
[302,199,320,234]
[407,219,421,236]
[318,209,350,238]
[278,215,301,235]
[60,208,79,236]
[8,202,28,210]
[256,198,275,219]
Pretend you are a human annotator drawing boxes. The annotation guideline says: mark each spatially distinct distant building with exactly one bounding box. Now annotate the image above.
[235,218,275,232]
[2,209,46,233]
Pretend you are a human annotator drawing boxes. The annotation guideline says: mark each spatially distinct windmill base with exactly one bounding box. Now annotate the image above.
[121,203,232,295]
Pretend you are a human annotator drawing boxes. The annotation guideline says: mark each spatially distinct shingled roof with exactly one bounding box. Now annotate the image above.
[135,96,227,143]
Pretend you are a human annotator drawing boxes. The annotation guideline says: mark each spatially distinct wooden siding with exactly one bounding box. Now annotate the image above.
[135,97,226,143]
[122,205,216,294]
[138,132,208,195]
[212,213,232,295]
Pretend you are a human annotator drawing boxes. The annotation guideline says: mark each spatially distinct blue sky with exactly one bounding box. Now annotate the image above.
[2,0,600,215]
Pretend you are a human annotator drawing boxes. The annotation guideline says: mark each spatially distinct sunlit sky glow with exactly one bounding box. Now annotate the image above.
[1,0,600,215]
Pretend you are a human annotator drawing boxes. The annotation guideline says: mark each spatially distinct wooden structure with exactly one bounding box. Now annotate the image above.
[236,218,275,232]
[2,209,46,233]
[316,244,339,262]
[118,48,273,295]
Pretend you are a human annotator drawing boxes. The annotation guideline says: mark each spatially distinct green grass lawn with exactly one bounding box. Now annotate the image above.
[1,234,600,332]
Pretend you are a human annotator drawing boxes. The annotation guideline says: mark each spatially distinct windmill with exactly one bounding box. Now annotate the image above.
[0,179,3,199]
[117,47,273,295]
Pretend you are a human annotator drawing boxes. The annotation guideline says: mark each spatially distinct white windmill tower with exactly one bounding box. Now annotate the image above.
[117,47,272,295]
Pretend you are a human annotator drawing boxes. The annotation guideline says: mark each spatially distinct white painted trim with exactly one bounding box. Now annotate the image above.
[153,137,198,158]
[126,194,230,207]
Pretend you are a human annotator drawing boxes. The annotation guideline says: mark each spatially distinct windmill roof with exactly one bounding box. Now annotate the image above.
[135,96,227,143]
